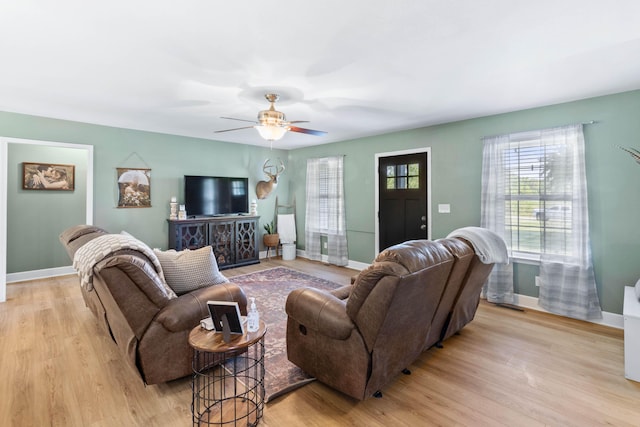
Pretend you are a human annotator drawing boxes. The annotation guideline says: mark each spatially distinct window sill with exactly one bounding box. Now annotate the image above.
[510,253,541,266]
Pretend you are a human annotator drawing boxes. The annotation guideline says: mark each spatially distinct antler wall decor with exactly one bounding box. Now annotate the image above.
[618,146,640,165]
[255,158,285,199]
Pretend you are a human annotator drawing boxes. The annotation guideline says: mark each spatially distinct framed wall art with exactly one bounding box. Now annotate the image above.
[22,162,75,191]
[117,167,151,208]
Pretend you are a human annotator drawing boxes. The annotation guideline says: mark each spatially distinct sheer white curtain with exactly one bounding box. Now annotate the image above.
[481,134,515,304]
[482,124,601,320]
[305,156,348,266]
[537,125,601,320]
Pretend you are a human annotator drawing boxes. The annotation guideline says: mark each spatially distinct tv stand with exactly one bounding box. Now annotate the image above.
[168,215,260,269]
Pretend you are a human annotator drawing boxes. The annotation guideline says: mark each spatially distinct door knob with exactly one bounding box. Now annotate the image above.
[421,216,426,222]
[420,225,426,230]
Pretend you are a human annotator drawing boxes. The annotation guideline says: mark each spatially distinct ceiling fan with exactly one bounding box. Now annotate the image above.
[215,93,327,141]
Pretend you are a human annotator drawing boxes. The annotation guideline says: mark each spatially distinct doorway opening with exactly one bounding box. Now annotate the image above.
[0,137,93,303]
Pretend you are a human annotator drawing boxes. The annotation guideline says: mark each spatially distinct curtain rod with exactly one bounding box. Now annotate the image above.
[481,121,597,141]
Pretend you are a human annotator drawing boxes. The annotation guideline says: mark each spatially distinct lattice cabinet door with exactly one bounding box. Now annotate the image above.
[208,220,236,268]
[172,222,207,251]
[236,218,258,264]
[168,216,260,269]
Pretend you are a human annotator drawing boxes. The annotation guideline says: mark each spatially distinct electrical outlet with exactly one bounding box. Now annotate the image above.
[535,276,541,287]
[323,242,328,249]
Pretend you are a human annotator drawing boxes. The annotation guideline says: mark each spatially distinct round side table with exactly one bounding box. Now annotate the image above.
[189,321,267,426]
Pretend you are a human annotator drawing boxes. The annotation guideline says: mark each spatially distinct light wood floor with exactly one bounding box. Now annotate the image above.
[1,257,639,426]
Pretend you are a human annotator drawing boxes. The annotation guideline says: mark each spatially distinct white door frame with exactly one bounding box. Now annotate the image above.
[0,137,93,303]
[374,147,432,255]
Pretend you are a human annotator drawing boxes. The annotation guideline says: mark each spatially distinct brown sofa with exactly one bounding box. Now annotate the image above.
[285,237,497,400]
[59,225,247,385]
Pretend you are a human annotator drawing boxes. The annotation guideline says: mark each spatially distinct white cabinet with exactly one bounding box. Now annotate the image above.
[623,286,640,382]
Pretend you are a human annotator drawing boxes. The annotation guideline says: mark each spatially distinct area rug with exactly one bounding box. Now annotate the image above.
[228,266,344,403]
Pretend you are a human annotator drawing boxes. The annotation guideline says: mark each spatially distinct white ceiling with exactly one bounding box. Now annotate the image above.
[2,1,640,149]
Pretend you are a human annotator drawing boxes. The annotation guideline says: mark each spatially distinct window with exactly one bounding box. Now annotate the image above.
[305,156,348,266]
[482,128,580,262]
[309,160,341,232]
[317,164,330,230]
[503,137,572,259]
[482,124,601,319]
[385,163,420,190]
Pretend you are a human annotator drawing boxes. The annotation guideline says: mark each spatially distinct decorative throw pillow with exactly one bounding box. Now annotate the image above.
[154,246,229,295]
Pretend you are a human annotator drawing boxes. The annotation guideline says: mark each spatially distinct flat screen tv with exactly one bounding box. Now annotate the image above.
[184,175,249,217]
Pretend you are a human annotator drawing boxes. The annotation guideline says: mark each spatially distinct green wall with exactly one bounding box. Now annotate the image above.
[7,144,87,273]
[288,90,640,315]
[3,89,640,314]
[1,112,289,273]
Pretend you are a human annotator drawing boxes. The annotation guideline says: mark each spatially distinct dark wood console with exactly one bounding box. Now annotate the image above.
[168,215,260,269]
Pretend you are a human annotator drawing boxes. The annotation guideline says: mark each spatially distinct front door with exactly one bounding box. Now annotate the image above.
[378,151,428,251]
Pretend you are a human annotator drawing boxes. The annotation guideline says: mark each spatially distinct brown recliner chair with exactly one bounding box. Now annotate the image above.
[423,237,476,349]
[285,240,456,400]
[60,225,247,385]
[440,238,496,342]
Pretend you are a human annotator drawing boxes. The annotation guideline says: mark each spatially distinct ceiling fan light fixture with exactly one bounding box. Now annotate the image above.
[255,125,287,141]
[217,92,326,142]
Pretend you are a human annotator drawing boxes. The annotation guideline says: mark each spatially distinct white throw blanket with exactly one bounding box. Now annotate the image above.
[73,234,166,291]
[446,226,509,264]
[277,213,297,244]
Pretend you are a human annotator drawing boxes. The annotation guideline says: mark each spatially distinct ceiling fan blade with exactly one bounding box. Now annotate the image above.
[286,120,310,124]
[288,126,327,136]
[220,116,258,124]
[214,126,256,133]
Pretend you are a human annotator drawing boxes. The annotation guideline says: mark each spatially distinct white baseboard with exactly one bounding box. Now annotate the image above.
[295,250,369,271]
[513,293,623,330]
[259,249,369,271]
[346,260,369,271]
[7,266,75,283]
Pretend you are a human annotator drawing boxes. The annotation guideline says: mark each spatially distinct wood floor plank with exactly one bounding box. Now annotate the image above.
[1,257,639,426]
